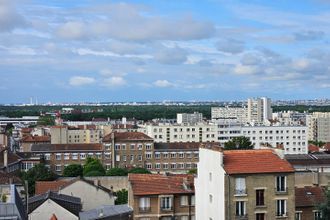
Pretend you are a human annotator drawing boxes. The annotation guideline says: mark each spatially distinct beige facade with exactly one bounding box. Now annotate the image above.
[307,112,330,142]
[50,126,102,144]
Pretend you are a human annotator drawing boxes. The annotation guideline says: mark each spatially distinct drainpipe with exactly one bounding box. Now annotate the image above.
[226,174,231,220]
[111,132,115,168]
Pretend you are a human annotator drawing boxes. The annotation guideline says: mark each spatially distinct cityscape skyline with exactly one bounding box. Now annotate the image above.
[1,0,330,103]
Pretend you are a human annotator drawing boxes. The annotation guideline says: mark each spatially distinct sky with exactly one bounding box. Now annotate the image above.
[1,0,330,103]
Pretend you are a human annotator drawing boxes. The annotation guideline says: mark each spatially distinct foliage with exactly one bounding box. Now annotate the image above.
[318,189,330,220]
[63,164,83,177]
[37,116,55,126]
[83,157,105,176]
[187,168,197,175]
[114,189,128,205]
[21,163,56,196]
[308,140,325,147]
[128,167,151,174]
[224,136,254,150]
[106,168,128,176]
[1,194,7,202]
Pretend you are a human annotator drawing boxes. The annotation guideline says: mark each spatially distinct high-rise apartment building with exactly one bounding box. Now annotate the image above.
[307,112,330,142]
[247,97,272,124]
[177,112,203,124]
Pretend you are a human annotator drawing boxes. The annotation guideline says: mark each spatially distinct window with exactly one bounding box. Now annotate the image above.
[146,163,152,169]
[256,189,264,206]
[170,163,177,169]
[115,144,120,150]
[44,153,50,160]
[96,153,102,159]
[130,144,135,150]
[191,195,195,206]
[163,153,168,158]
[55,165,61,172]
[256,213,265,220]
[180,195,188,206]
[138,144,143,150]
[276,176,286,192]
[186,153,192,158]
[155,152,161,159]
[139,197,150,211]
[170,153,176,158]
[209,194,213,203]
[276,200,286,217]
[155,163,161,169]
[146,152,152,159]
[236,201,246,216]
[178,163,184,169]
[146,144,152,150]
[235,177,246,194]
[104,152,111,159]
[295,212,302,220]
[80,153,86,160]
[160,197,172,210]
[55,153,61,160]
[179,153,184,158]
[209,172,212,181]
[163,163,169,169]
[130,155,134,161]
[122,155,126,161]
[72,153,78,160]
[121,144,126,150]
[314,211,322,220]
[181,216,188,220]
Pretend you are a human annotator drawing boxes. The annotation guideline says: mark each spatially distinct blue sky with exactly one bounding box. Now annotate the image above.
[1,0,330,103]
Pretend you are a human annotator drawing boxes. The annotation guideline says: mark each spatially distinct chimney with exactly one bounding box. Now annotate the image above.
[94,179,100,187]
[4,149,8,168]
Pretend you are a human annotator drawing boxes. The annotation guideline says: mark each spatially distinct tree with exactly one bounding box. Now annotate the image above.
[63,164,83,177]
[37,116,55,126]
[187,168,197,175]
[308,140,325,147]
[106,168,128,176]
[128,167,151,174]
[224,136,254,150]
[21,163,56,196]
[318,189,330,220]
[83,157,105,176]
[114,189,128,205]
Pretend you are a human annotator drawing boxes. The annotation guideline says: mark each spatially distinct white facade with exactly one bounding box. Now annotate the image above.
[195,147,225,220]
[247,97,272,124]
[272,111,307,126]
[307,112,330,142]
[211,106,247,123]
[177,112,203,124]
[139,123,218,143]
[29,199,78,220]
[59,180,115,211]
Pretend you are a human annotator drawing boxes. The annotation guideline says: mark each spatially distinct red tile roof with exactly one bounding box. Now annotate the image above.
[308,144,320,153]
[21,135,50,143]
[223,149,294,174]
[295,186,326,207]
[35,180,70,195]
[129,174,194,196]
[103,132,153,142]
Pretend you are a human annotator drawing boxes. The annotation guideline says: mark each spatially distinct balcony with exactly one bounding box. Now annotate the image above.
[275,187,288,195]
[234,189,247,196]
[276,212,288,218]
[139,207,151,213]
[160,206,173,211]
[235,214,248,220]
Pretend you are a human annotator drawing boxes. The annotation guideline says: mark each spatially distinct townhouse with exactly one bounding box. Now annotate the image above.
[128,173,195,220]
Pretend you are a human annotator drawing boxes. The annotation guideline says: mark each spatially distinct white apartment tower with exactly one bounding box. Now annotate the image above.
[177,112,203,124]
[247,97,272,124]
[307,112,330,142]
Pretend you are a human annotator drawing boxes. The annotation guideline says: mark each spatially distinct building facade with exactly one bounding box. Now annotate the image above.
[247,97,272,125]
[307,112,330,142]
[211,106,248,124]
[177,112,203,124]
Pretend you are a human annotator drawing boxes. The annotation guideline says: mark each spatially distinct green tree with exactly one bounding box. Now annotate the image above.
[106,168,128,176]
[114,189,128,205]
[37,116,55,126]
[63,164,83,177]
[187,168,197,175]
[308,140,325,147]
[224,136,254,150]
[318,189,330,220]
[21,163,56,196]
[83,157,105,176]
[128,167,151,174]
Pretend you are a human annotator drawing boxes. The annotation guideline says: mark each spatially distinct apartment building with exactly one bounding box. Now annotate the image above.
[272,111,307,126]
[216,121,308,154]
[20,135,50,152]
[177,112,203,124]
[211,106,248,123]
[139,122,218,143]
[29,143,110,174]
[247,97,272,124]
[50,125,103,144]
[128,173,195,220]
[195,147,295,220]
[307,112,330,142]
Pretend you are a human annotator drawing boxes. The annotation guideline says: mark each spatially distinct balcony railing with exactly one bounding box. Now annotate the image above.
[160,206,173,211]
[275,187,288,195]
[234,189,247,196]
[139,207,151,212]
[276,212,288,218]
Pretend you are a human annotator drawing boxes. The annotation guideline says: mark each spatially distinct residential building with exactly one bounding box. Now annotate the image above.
[0,185,26,220]
[0,147,22,173]
[247,97,272,124]
[139,122,218,143]
[79,204,133,220]
[20,135,50,152]
[195,147,295,220]
[211,106,248,123]
[128,173,195,220]
[0,171,24,200]
[29,143,110,174]
[307,112,330,142]
[285,154,330,172]
[35,177,115,211]
[50,125,103,144]
[272,111,307,126]
[295,186,326,220]
[28,191,82,220]
[177,112,203,124]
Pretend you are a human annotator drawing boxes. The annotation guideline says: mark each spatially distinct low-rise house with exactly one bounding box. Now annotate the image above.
[0,147,22,173]
[28,191,81,220]
[295,186,326,220]
[128,173,195,220]
[35,177,115,211]
[195,147,295,220]
[79,204,133,220]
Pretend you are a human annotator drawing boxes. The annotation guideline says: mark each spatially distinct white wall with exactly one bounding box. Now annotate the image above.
[59,180,115,211]
[195,148,225,220]
[29,199,78,220]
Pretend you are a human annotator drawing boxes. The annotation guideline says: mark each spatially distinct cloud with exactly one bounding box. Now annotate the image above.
[240,53,261,65]
[216,38,244,54]
[102,76,127,87]
[153,80,175,88]
[56,21,87,40]
[0,0,26,32]
[293,30,324,41]
[69,76,95,86]
[154,47,187,65]
[234,64,260,75]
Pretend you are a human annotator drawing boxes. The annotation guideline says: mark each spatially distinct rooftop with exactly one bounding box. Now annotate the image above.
[21,135,50,143]
[30,143,103,152]
[79,204,133,220]
[223,149,294,174]
[103,132,153,142]
[295,186,326,207]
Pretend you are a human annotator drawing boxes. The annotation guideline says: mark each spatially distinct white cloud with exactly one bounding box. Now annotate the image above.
[154,47,187,65]
[216,38,245,54]
[0,0,26,32]
[153,80,175,88]
[57,21,87,40]
[102,76,127,87]
[69,76,95,86]
[234,64,260,75]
